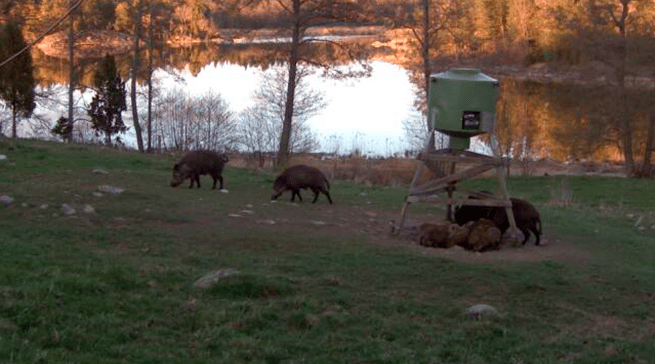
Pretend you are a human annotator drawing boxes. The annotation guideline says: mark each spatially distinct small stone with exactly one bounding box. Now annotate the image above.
[193,269,239,289]
[39,204,48,209]
[228,214,241,218]
[311,220,327,226]
[92,192,103,197]
[21,203,28,208]
[0,195,14,206]
[82,204,96,214]
[0,154,7,161]
[61,204,76,216]
[180,298,197,311]
[0,317,18,332]
[257,219,276,225]
[219,189,229,193]
[92,168,109,175]
[239,210,254,215]
[464,304,502,320]
[98,185,124,194]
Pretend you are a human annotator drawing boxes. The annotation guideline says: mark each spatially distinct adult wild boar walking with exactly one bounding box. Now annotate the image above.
[170,150,229,189]
[271,165,333,204]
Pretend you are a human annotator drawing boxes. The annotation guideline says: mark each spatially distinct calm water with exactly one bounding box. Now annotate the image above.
[11,43,655,160]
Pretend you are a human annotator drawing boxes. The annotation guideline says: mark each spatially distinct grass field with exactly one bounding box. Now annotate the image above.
[1,139,654,363]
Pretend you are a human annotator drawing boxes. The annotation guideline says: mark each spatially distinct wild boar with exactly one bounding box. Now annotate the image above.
[170,150,229,189]
[454,195,542,245]
[271,164,333,204]
[418,222,469,248]
[458,218,502,252]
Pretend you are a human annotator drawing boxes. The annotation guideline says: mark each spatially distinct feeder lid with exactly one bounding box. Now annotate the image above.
[432,68,498,83]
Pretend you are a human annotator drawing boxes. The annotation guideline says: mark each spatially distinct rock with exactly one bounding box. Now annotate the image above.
[92,168,109,174]
[180,298,197,311]
[82,204,96,214]
[219,189,229,193]
[464,304,502,320]
[0,154,7,161]
[193,269,239,289]
[92,192,103,197]
[0,195,14,206]
[98,185,124,194]
[0,317,17,332]
[257,219,276,225]
[39,204,49,209]
[61,203,76,216]
[239,210,254,215]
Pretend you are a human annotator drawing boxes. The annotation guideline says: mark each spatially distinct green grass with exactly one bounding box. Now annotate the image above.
[1,139,654,363]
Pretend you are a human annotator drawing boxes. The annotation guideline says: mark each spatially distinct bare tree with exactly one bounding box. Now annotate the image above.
[236,65,324,154]
[152,89,235,151]
[260,0,369,166]
[130,0,146,152]
[66,0,76,142]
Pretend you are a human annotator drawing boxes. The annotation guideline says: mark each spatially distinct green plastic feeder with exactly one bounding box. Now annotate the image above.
[428,68,499,151]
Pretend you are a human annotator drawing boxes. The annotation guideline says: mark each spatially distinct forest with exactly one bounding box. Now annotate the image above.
[1,0,655,176]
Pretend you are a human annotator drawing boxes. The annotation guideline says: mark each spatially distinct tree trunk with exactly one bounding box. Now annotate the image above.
[640,112,655,177]
[67,0,75,142]
[277,0,301,167]
[131,0,145,152]
[146,3,154,152]
[615,0,635,176]
[11,105,17,139]
[422,0,431,129]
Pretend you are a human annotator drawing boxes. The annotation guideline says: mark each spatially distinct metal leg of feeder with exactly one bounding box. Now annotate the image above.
[396,161,424,234]
[396,130,435,235]
[496,162,517,231]
[445,161,457,221]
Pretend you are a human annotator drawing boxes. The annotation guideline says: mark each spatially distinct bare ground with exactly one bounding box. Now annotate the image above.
[222,198,591,265]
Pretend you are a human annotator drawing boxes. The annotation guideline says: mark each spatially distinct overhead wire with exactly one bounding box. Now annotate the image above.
[0,0,85,69]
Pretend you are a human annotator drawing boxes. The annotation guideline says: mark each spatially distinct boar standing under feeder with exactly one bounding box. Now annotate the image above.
[271,165,333,204]
[170,150,229,189]
[454,194,542,246]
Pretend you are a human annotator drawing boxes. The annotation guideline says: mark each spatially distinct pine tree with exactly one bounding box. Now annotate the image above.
[0,22,35,139]
[88,54,127,146]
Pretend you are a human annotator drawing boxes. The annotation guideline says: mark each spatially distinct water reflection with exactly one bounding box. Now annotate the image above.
[19,43,655,160]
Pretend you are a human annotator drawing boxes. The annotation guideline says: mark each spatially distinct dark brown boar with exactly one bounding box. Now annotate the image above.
[170,150,229,189]
[454,195,542,245]
[271,165,333,204]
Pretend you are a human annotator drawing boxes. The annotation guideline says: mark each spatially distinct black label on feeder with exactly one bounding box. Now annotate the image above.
[462,111,481,130]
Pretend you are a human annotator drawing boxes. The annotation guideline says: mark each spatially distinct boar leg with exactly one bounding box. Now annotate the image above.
[291,189,302,202]
[324,191,333,204]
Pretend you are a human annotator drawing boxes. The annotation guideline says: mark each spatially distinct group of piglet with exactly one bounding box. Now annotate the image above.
[169,150,333,204]
[418,195,542,252]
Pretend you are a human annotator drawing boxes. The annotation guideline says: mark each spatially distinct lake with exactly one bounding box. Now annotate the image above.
[8,39,655,161]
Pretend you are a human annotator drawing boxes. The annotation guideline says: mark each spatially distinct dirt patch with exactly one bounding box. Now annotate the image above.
[211,200,591,264]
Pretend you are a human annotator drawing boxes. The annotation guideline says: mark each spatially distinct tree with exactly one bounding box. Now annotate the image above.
[88,54,127,146]
[236,66,324,154]
[0,22,35,139]
[260,0,368,166]
[129,0,145,152]
[66,0,77,142]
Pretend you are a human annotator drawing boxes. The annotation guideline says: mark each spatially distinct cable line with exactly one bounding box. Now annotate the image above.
[0,0,84,69]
